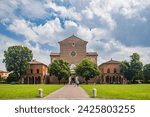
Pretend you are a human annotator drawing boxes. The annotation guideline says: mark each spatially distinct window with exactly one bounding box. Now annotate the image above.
[107,68,110,73]
[114,68,117,73]
[72,43,75,47]
[37,69,40,74]
[31,69,33,74]
[70,51,76,57]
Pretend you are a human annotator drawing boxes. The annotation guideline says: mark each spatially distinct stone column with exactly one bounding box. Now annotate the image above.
[34,77,36,84]
[28,77,29,84]
[104,76,106,84]
[110,77,113,84]
[118,77,119,84]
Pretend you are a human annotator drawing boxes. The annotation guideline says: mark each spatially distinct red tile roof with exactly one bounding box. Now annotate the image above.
[50,52,60,56]
[58,35,88,43]
[99,59,120,66]
[29,59,47,66]
[86,52,98,56]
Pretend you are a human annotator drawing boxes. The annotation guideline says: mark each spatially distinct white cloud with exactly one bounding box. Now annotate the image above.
[76,26,93,41]
[8,19,38,41]
[64,20,78,28]
[0,0,18,19]
[0,34,20,70]
[82,7,93,19]
[81,0,150,30]
[88,38,150,65]
[0,0,48,20]
[46,2,82,21]
[24,40,50,66]
[32,18,63,44]
[19,0,47,18]
[8,18,63,45]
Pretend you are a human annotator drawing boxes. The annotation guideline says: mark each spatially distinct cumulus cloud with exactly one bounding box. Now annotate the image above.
[8,18,63,45]
[0,34,21,70]
[8,19,38,41]
[45,1,82,21]
[0,0,48,20]
[81,0,150,30]
[24,40,50,66]
[64,20,78,28]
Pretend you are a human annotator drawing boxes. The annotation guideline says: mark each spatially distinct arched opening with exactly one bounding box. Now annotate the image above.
[113,76,115,84]
[107,68,110,73]
[32,76,34,84]
[37,76,41,84]
[114,68,117,73]
[37,69,40,74]
[29,77,32,84]
[106,76,110,84]
[119,76,122,84]
[31,69,33,74]
[116,76,119,84]
[101,75,104,84]
[24,77,28,84]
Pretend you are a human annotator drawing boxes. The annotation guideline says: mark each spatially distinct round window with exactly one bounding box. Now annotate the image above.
[71,51,76,57]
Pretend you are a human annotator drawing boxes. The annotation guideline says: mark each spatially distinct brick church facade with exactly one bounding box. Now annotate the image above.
[50,35,97,65]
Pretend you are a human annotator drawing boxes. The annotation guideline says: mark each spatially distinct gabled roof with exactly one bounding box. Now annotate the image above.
[86,52,98,56]
[99,59,120,66]
[29,59,47,66]
[58,35,88,44]
[50,52,60,56]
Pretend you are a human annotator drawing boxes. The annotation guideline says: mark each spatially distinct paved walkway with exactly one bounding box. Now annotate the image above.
[44,85,90,100]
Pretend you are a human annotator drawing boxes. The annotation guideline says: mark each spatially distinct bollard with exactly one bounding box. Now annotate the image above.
[92,88,97,98]
[38,88,43,98]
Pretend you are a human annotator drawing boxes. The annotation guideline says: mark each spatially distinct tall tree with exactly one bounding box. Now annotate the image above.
[3,46,33,82]
[75,58,100,84]
[120,60,131,81]
[48,59,70,84]
[130,53,143,82]
[120,53,143,83]
[143,64,150,83]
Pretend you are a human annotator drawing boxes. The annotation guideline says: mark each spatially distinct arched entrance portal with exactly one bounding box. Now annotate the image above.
[69,64,79,84]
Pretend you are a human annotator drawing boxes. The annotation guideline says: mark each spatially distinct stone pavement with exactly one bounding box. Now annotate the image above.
[44,85,90,100]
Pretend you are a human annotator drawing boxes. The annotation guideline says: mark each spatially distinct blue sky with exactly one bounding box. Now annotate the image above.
[0,0,150,70]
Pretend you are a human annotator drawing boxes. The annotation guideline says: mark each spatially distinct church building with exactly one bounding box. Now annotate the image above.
[50,35,98,65]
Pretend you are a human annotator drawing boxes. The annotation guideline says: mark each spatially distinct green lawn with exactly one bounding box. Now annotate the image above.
[0,84,64,99]
[81,84,150,100]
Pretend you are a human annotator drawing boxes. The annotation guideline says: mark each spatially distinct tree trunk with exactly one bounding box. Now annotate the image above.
[86,80,88,84]
[59,80,60,84]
